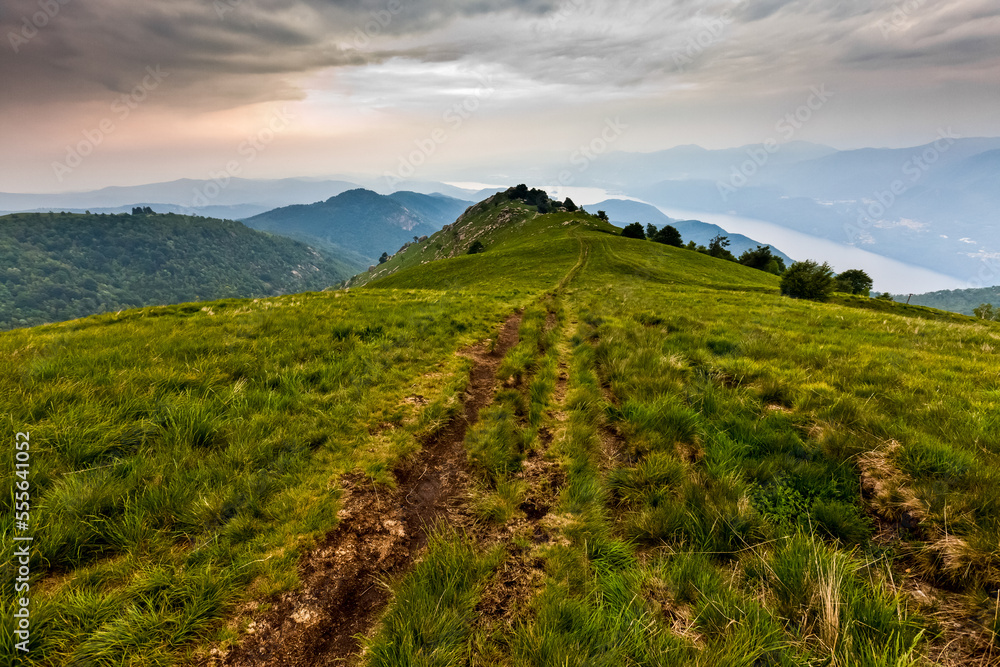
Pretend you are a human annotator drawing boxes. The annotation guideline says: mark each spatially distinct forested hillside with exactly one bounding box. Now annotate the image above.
[0,211,356,330]
[896,285,1000,316]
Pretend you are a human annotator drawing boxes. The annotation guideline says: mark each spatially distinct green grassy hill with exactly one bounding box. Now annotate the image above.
[3,190,999,666]
[0,211,358,330]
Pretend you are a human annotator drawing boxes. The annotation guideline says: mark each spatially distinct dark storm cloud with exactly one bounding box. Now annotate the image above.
[1,0,997,129]
[0,0,555,109]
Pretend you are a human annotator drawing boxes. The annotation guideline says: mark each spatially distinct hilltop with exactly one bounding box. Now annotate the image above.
[0,211,355,330]
[3,187,999,666]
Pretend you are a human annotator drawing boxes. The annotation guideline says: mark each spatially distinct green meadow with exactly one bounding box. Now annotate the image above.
[3,193,999,665]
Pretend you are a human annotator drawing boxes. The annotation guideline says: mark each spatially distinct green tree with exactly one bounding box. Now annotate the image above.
[974,303,998,321]
[468,240,485,255]
[563,198,578,212]
[834,269,873,295]
[652,224,683,247]
[378,252,389,264]
[597,210,609,221]
[646,224,658,239]
[621,222,645,239]
[738,245,785,274]
[780,260,836,301]
[708,235,734,261]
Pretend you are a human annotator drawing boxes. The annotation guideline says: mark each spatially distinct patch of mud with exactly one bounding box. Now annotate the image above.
[544,309,558,333]
[473,539,547,631]
[213,311,523,667]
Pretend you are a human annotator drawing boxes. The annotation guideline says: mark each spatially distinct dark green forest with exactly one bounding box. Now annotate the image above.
[0,211,357,330]
[895,285,1000,316]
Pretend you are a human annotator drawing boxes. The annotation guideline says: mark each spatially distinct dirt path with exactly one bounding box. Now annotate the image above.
[468,304,569,634]
[215,311,523,667]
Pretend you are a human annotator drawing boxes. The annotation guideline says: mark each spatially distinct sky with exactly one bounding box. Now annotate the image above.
[2,0,999,193]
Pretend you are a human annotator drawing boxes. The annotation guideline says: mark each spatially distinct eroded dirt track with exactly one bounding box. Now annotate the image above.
[216,312,523,667]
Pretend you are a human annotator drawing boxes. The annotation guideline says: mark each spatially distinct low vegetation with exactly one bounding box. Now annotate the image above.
[3,186,998,665]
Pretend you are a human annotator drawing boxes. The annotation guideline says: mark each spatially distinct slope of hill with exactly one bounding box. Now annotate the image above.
[593,198,795,263]
[3,188,999,666]
[895,284,1000,315]
[243,188,472,265]
[0,211,356,330]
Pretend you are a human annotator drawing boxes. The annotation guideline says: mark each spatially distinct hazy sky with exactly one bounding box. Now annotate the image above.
[2,0,999,192]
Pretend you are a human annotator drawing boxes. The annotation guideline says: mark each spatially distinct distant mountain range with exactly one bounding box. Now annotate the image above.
[4,135,998,289]
[572,137,1000,282]
[0,211,356,330]
[592,199,793,264]
[242,189,473,265]
[0,178,360,216]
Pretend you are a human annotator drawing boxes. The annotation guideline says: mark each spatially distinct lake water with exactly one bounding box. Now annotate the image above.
[651,207,968,294]
[541,185,968,294]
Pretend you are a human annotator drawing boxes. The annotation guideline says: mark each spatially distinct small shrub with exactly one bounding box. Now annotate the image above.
[621,222,646,239]
[834,269,873,295]
[780,260,835,301]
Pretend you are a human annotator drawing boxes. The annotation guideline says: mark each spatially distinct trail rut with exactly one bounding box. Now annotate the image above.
[214,311,523,667]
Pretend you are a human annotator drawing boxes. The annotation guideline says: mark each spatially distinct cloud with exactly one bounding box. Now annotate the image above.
[4,0,998,113]
[1,0,998,192]
[0,0,561,111]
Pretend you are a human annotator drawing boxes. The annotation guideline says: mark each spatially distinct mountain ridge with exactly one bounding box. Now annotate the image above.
[244,188,473,265]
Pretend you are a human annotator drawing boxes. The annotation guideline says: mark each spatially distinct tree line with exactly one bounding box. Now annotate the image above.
[620,221,878,301]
